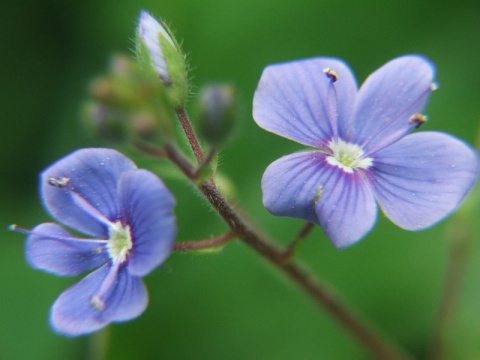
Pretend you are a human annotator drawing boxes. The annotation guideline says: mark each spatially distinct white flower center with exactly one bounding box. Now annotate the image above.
[326,138,373,173]
[107,221,133,263]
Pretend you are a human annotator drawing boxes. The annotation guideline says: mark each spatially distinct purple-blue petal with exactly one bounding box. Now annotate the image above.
[26,223,108,276]
[313,168,377,249]
[262,151,377,248]
[262,151,324,224]
[371,132,478,230]
[50,264,147,336]
[41,148,137,237]
[253,58,357,148]
[117,169,176,276]
[353,55,435,153]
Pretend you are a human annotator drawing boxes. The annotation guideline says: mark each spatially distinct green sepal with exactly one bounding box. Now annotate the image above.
[159,35,188,107]
[135,39,162,82]
[135,27,188,108]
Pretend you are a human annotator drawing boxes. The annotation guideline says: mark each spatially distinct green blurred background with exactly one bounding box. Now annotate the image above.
[1,0,479,359]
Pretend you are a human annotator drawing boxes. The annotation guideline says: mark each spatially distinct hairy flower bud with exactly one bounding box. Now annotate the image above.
[196,84,236,146]
[137,10,188,107]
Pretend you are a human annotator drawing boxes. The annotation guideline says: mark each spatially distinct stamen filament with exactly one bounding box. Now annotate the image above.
[8,224,108,244]
[363,126,414,158]
[89,256,123,312]
[363,112,428,157]
[323,68,339,139]
[360,84,435,153]
[68,191,115,228]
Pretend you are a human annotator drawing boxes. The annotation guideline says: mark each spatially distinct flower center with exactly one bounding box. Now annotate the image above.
[107,221,133,263]
[326,138,373,173]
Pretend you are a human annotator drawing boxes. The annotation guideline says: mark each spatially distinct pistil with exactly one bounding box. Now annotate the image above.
[326,138,372,173]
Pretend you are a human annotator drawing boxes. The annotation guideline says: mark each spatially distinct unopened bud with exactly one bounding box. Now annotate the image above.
[197,85,236,146]
[137,10,188,106]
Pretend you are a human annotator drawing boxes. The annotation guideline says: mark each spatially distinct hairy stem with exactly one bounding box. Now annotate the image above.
[163,109,412,359]
[193,147,216,179]
[429,217,471,360]
[174,231,236,251]
[199,179,410,360]
[429,125,480,359]
[281,222,315,260]
[176,108,204,163]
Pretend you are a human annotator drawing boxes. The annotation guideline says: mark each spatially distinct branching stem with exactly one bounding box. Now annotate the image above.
[193,147,216,179]
[156,108,413,360]
[198,179,411,360]
[281,222,315,261]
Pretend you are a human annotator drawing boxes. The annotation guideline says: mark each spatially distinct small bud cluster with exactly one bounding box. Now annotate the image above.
[83,55,174,144]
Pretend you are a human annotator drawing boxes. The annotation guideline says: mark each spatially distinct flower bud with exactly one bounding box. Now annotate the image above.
[137,10,188,107]
[196,84,236,146]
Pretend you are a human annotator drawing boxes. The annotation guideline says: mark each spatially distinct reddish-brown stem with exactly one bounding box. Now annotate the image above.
[164,143,196,177]
[281,222,315,260]
[147,110,411,360]
[428,219,471,360]
[134,142,167,159]
[193,147,216,179]
[429,125,479,360]
[199,179,410,360]
[176,108,204,163]
[173,231,236,251]
[133,142,195,180]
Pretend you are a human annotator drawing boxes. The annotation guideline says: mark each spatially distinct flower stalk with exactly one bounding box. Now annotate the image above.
[428,218,471,360]
[428,130,480,360]
[144,108,414,360]
[176,108,204,163]
[198,176,412,360]
[173,231,236,251]
[280,222,315,261]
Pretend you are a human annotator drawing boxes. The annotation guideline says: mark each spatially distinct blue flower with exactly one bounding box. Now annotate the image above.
[23,148,176,336]
[253,55,478,249]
